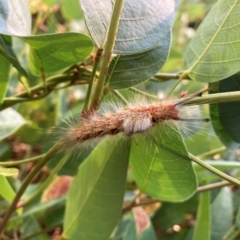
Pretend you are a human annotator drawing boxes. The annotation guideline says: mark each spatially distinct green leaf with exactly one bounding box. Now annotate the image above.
[63,137,130,240]
[0,175,16,202]
[0,1,30,77]
[211,187,233,240]
[0,35,28,78]
[209,74,240,148]
[0,0,31,35]
[21,33,93,75]
[0,167,18,176]
[152,195,198,230]
[21,215,49,240]
[123,208,157,240]
[0,53,10,104]
[185,0,240,82]
[0,108,27,141]
[80,0,178,54]
[236,204,240,228]
[109,32,171,89]
[0,175,22,215]
[193,191,210,240]
[130,125,197,202]
[10,196,66,222]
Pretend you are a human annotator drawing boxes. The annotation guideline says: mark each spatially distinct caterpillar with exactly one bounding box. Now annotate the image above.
[53,92,209,151]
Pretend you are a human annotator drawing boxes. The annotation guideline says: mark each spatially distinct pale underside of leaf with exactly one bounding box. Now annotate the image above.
[80,0,178,54]
[0,108,26,141]
[0,0,31,35]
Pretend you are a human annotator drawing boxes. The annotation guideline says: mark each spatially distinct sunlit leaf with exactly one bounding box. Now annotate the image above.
[185,0,240,82]
[130,125,197,201]
[0,167,18,176]
[0,175,16,201]
[0,175,21,215]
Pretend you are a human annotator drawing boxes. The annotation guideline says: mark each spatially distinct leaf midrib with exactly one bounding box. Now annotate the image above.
[189,0,237,72]
[63,143,116,236]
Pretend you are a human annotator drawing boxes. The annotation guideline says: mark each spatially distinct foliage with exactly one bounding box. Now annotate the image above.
[1,0,240,239]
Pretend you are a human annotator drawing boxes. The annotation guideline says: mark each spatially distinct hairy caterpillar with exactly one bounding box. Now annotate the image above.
[53,93,209,151]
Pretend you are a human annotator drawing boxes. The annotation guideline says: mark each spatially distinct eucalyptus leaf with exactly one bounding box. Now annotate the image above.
[80,0,178,54]
[185,0,240,82]
[63,137,130,240]
[130,125,197,202]
[109,32,171,89]
[0,108,27,140]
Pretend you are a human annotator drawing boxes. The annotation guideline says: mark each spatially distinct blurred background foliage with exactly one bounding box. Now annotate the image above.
[2,0,240,239]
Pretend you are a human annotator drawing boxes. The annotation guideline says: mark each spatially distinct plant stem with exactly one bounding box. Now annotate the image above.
[0,144,61,238]
[154,72,181,80]
[184,91,240,106]
[228,228,240,240]
[1,70,90,110]
[222,226,235,240]
[111,90,129,105]
[84,48,103,110]
[197,146,226,159]
[0,154,44,166]
[90,0,125,109]
[166,76,183,97]
[122,198,159,213]
[22,152,69,206]
[129,87,160,100]
[189,153,240,186]
[197,180,231,192]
